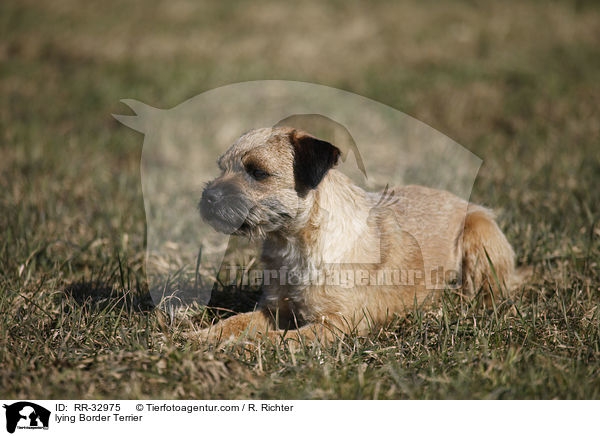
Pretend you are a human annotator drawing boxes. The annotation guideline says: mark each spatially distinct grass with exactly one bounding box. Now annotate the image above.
[1,0,600,399]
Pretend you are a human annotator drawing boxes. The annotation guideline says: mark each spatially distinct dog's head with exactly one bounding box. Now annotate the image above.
[199,127,340,237]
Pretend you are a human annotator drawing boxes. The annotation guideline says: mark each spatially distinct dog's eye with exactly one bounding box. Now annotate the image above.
[247,167,270,181]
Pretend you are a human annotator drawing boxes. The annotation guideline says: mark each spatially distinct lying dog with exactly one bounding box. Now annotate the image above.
[198,127,516,343]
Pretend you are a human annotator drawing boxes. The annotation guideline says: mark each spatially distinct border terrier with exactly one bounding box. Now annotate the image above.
[198,127,516,343]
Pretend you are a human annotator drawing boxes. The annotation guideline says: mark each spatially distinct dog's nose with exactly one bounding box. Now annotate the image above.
[203,187,223,204]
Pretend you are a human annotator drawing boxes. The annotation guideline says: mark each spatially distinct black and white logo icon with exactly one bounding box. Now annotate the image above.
[3,402,50,434]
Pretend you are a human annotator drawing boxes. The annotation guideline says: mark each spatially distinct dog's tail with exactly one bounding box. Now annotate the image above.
[461,206,516,300]
[461,206,537,301]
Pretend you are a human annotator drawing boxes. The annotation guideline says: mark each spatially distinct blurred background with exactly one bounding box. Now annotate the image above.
[1,0,599,399]
[2,0,599,267]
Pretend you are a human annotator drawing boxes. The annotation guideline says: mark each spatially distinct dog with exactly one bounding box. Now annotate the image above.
[197,127,516,343]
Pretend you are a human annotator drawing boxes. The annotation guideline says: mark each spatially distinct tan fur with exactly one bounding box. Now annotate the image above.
[197,127,517,344]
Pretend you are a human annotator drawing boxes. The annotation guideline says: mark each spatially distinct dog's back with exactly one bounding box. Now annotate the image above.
[375,184,515,300]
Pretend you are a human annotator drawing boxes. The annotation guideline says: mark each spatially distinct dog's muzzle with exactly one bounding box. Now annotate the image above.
[199,182,252,234]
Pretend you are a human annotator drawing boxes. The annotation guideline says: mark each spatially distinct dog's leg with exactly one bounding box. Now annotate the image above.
[259,313,363,347]
[198,309,275,343]
[200,313,350,346]
[461,207,515,300]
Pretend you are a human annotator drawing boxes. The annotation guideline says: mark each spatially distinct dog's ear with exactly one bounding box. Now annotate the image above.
[289,130,341,194]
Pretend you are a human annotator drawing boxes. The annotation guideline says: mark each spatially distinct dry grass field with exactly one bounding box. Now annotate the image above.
[1,0,600,399]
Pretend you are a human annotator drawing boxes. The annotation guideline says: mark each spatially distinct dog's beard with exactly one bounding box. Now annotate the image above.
[241,199,292,239]
[200,196,292,239]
